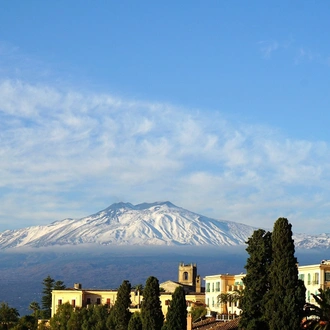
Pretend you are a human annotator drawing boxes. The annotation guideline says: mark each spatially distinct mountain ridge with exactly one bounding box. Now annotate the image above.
[0,201,329,250]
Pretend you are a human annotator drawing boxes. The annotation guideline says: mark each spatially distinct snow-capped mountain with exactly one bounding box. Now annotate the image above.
[0,201,255,249]
[0,201,329,250]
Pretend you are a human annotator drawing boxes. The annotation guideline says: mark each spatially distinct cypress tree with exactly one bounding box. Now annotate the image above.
[113,280,132,330]
[239,229,272,330]
[141,276,164,330]
[128,312,143,330]
[165,286,187,330]
[265,217,305,330]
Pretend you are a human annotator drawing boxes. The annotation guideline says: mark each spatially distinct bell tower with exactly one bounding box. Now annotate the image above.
[178,263,199,290]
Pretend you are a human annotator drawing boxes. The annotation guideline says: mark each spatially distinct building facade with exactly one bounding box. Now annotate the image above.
[204,273,244,316]
[52,263,205,318]
[298,260,330,304]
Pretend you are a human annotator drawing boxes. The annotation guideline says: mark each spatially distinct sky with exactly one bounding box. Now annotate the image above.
[0,1,330,234]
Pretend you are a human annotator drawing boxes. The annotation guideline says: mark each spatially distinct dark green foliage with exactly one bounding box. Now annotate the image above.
[112,280,132,330]
[49,303,109,330]
[49,302,73,330]
[239,229,272,330]
[106,308,116,330]
[128,312,143,330]
[265,217,306,330]
[28,301,40,319]
[165,286,187,330]
[0,302,19,329]
[53,281,66,290]
[141,276,164,330]
[12,315,37,330]
[302,288,330,329]
[190,305,207,322]
[41,276,66,319]
[41,275,55,319]
[132,284,144,296]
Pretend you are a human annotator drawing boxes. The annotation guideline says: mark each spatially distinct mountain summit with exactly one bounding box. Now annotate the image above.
[0,201,329,250]
[0,201,255,249]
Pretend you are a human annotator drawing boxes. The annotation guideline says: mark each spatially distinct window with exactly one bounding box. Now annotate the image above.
[314,272,319,285]
[212,298,214,307]
[96,298,101,305]
[307,290,310,302]
[207,298,209,307]
[106,298,111,307]
[58,299,62,306]
[308,273,311,285]
[212,283,214,292]
[71,300,75,307]
[87,298,91,305]
[206,283,210,292]
[216,282,220,292]
[183,272,189,281]
[326,272,330,282]
[298,274,305,281]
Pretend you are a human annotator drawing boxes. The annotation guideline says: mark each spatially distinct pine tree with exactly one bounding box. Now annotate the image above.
[113,280,132,330]
[165,286,187,330]
[53,280,66,290]
[141,276,164,330]
[239,229,272,330]
[41,275,55,319]
[265,217,305,330]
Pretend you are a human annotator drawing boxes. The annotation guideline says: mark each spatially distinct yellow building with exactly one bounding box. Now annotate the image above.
[298,259,330,304]
[52,263,205,318]
[204,273,244,316]
[51,283,142,317]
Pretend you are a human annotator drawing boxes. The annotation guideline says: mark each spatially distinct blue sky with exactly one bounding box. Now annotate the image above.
[0,1,329,234]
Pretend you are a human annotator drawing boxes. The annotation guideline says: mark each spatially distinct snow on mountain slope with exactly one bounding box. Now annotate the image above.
[0,201,255,249]
[0,201,328,250]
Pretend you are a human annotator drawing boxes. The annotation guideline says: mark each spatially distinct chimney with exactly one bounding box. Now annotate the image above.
[187,312,192,330]
[74,283,82,289]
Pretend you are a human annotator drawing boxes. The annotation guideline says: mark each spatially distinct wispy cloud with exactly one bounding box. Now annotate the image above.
[0,79,329,234]
[259,40,280,58]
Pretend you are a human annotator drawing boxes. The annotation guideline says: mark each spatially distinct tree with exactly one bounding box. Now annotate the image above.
[190,305,207,322]
[302,288,330,329]
[128,312,143,330]
[49,302,73,330]
[164,286,187,330]
[218,293,230,314]
[12,315,37,330]
[239,229,272,330]
[29,301,40,319]
[53,281,66,290]
[41,276,66,319]
[141,276,164,330]
[265,217,305,330]
[41,275,55,319]
[111,280,132,330]
[0,302,19,329]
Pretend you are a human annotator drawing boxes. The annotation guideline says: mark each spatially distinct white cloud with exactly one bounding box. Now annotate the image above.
[0,79,330,234]
[259,40,279,58]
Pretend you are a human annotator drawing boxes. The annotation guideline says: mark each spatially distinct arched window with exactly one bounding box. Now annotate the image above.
[183,271,189,281]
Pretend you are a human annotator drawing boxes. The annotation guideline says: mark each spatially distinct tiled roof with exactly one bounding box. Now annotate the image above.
[192,317,239,330]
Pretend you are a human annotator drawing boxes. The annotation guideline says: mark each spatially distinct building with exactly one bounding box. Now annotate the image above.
[160,262,203,294]
[51,262,205,318]
[203,259,330,318]
[298,259,330,303]
[204,273,244,316]
[51,282,142,317]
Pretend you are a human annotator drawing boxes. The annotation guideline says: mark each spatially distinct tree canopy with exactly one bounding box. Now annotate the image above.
[141,276,163,330]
